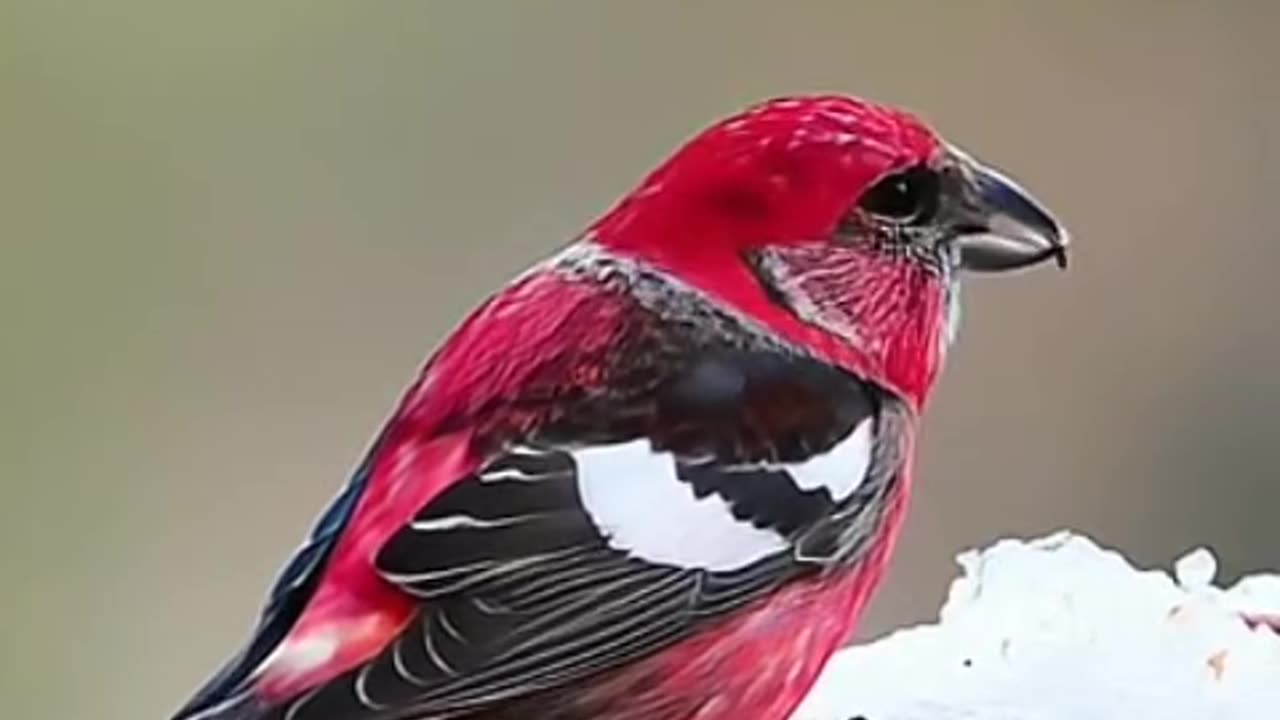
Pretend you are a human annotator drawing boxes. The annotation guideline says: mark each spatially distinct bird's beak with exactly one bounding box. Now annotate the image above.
[944,145,1069,273]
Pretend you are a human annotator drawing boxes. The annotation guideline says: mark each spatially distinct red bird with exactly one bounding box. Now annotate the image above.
[173,95,1067,720]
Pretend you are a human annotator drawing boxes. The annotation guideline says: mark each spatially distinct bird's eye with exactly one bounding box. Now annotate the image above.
[858,166,941,224]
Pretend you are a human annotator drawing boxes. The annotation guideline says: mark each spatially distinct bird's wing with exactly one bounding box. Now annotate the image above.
[272,341,909,720]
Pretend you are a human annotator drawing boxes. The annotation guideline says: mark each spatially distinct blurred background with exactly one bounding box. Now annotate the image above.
[3,2,1278,718]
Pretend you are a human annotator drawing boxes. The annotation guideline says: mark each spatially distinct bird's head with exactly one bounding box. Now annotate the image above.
[589,95,1067,407]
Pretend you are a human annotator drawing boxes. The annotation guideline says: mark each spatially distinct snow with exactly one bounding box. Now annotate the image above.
[794,531,1280,720]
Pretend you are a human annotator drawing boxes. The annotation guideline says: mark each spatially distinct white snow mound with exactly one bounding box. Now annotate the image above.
[794,531,1280,720]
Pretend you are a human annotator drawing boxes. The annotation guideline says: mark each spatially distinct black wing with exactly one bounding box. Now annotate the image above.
[270,348,907,720]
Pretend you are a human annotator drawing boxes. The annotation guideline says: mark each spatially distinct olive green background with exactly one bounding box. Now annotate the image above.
[3,2,1278,718]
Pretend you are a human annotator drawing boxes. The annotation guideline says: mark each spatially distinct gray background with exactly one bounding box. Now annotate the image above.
[3,2,1277,718]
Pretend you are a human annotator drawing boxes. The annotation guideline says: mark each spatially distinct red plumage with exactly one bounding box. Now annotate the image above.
[174,94,1066,720]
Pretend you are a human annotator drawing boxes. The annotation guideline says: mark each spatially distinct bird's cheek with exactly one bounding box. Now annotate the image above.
[751,246,869,341]
[749,244,951,398]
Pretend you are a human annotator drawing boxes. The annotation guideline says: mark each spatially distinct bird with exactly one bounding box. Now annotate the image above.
[172,94,1068,720]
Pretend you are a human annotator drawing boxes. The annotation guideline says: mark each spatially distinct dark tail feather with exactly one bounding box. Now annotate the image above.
[171,687,266,720]
[173,447,384,720]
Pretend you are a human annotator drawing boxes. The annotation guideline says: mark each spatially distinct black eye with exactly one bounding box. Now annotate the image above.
[858,166,940,224]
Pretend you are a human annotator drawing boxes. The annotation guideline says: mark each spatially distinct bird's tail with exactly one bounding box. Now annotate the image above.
[171,688,267,720]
